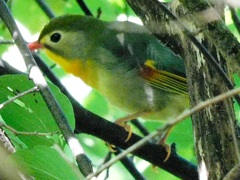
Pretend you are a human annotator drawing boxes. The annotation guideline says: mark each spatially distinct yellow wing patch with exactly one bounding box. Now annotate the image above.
[144,60,157,69]
[140,60,188,95]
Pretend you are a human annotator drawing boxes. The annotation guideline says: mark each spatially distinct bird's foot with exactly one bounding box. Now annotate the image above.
[157,125,174,162]
[107,143,116,152]
[106,111,147,151]
[105,121,132,152]
[115,118,133,142]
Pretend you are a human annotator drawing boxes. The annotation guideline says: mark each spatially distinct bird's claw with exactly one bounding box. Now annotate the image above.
[107,143,117,152]
[162,143,171,162]
[157,125,174,162]
[115,118,132,142]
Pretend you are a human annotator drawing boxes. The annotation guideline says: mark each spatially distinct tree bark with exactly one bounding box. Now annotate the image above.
[126,0,240,179]
[178,1,240,179]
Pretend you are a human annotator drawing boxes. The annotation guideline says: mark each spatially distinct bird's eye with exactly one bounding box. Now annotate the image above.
[50,33,61,43]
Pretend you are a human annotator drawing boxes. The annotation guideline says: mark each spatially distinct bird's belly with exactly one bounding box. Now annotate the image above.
[97,72,189,121]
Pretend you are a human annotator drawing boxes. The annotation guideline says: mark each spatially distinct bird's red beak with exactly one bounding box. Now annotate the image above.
[28,41,43,51]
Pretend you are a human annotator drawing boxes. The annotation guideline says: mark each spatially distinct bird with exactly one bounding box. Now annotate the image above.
[28,15,189,158]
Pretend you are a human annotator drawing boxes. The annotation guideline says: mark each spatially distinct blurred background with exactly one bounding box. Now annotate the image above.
[1,0,240,179]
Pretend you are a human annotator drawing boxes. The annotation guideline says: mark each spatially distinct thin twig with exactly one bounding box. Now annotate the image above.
[0,86,39,110]
[0,58,23,75]
[230,7,240,34]
[76,0,93,16]
[35,0,55,19]
[86,87,240,179]
[101,152,111,180]
[86,132,161,179]
[96,8,102,19]
[0,0,93,176]
[0,122,58,136]
[114,147,146,180]
[131,119,149,136]
[0,40,14,45]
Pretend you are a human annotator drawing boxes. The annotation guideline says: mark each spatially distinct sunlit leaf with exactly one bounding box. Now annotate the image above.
[12,146,83,179]
[0,74,74,148]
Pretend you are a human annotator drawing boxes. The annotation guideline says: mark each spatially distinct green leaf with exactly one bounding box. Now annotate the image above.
[0,74,74,148]
[12,146,83,180]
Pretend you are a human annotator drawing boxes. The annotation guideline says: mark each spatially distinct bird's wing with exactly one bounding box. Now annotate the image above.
[100,21,188,95]
[139,61,188,95]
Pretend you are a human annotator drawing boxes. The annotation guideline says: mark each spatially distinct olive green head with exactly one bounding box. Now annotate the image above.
[38,15,105,60]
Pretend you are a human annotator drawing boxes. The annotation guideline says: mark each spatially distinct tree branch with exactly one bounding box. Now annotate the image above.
[0,58,23,75]
[0,128,15,153]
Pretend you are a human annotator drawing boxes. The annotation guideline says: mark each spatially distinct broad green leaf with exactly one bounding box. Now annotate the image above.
[12,146,83,180]
[0,74,74,148]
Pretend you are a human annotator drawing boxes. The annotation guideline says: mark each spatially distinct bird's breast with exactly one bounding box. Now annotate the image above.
[45,49,100,89]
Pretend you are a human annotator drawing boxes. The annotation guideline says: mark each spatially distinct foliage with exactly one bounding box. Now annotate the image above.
[0,0,240,179]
